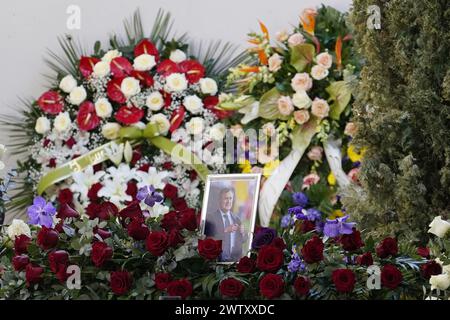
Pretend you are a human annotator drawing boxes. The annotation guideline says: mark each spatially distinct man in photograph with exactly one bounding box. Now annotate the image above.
[205,187,247,262]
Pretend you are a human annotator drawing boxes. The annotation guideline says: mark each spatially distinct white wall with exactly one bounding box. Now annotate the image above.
[0,0,351,170]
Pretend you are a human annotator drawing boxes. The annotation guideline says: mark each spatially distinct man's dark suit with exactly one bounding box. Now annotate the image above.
[205,210,245,262]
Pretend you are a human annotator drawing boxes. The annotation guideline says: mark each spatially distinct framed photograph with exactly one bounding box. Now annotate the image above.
[200,173,261,263]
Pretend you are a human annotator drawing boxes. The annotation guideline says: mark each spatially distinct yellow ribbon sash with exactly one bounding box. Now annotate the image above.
[36,123,210,195]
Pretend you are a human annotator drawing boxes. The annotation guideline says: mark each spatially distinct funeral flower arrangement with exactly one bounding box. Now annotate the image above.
[3,10,242,216]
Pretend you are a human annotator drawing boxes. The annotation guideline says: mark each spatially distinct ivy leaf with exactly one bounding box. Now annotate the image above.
[326,81,352,120]
[290,44,315,72]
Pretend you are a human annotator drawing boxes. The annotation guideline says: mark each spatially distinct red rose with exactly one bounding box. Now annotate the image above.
[98,201,119,220]
[179,209,198,231]
[256,245,284,272]
[25,264,44,286]
[301,220,316,233]
[163,184,178,200]
[356,252,374,266]
[381,264,403,289]
[37,226,59,250]
[58,188,73,205]
[119,201,143,226]
[420,260,442,279]
[198,238,222,260]
[259,274,284,299]
[332,269,356,293]
[107,77,126,103]
[146,231,169,256]
[86,202,101,220]
[110,270,132,295]
[167,279,193,299]
[12,254,30,271]
[168,229,185,248]
[219,278,245,298]
[134,39,159,61]
[161,211,180,231]
[127,219,150,241]
[301,236,324,264]
[271,237,286,251]
[237,256,256,273]
[88,182,103,202]
[48,250,69,276]
[172,198,188,211]
[79,56,100,77]
[376,237,398,258]
[77,101,101,131]
[115,105,145,125]
[126,181,138,200]
[178,60,205,83]
[417,247,430,259]
[91,241,113,267]
[294,276,311,296]
[110,57,133,78]
[339,229,364,251]
[57,203,79,220]
[37,90,64,114]
[14,235,31,255]
[155,272,172,290]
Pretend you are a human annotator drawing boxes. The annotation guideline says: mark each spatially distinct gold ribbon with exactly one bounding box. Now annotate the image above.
[37,123,210,195]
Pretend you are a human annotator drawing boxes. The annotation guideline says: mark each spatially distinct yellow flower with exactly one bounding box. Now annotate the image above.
[263,160,280,177]
[328,209,345,220]
[347,145,366,163]
[239,160,252,173]
[327,172,336,186]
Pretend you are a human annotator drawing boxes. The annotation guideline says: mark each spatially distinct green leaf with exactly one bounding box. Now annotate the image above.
[290,44,315,72]
[326,81,352,120]
[258,87,284,120]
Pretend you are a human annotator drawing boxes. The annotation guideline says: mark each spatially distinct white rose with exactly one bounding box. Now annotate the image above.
[344,122,358,137]
[183,95,203,114]
[430,274,450,291]
[277,96,294,116]
[165,73,188,93]
[69,86,87,105]
[268,54,283,72]
[59,75,77,93]
[95,98,113,118]
[7,219,31,239]
[169,49,187,63]
[209,123,226,141]
[35,116,51,134]
[133,54,156,71]
[316,52,333,69]
[121,77,141,97]
[199,78,218,95]
[186,117,204,135]
[276,30,289,42]
[311,65,329,80]
[146,92,164,111]
[101,123,122,140]
[291,73,313,92]
[54,112,71,133]
[288,33,305,47]
[292,90,312,109]
[150,114,170,135]
[428,216,450,238]
[311,98,330,119]
[102,49,122,63]
[93,61,110,77]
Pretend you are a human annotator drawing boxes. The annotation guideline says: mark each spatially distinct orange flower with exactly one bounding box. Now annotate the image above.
[300,8,317,35]
[240,66,260,73]
[335,36,343,69]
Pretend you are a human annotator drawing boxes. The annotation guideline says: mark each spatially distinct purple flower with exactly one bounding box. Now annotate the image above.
[288,207,322,221]
[136,185,163,207]
[288,253,306,273]
[27,196,56,228]
[288,206,304,219]
[292,192,308,207]
[323,215,356,238]
[252,227,276,249]
[281,214,293,228]
[305,208,322,221]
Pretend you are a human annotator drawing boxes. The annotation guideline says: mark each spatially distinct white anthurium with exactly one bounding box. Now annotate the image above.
[124,141,133,164]
[428,216,450,238]
[7,219,31,239]
[239,102,260,124]
[104,141,124,166]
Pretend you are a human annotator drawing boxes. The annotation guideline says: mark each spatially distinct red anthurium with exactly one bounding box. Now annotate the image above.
[77,101,101,131]
[169,106,186,133]
[178,60,205,83]
[156,59,180,77]
[130,70,154,87]
[134,39,159,61]
[110,57,133,78]
[107,77,126,104]
[115,106,145,125]
[204,96,233,119]
[79,56,100,78]
[37,91,64,114]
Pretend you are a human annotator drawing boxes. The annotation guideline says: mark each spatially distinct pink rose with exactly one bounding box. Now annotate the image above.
[344,122,357,137]
[315,52,333,69]
[302,173,320,189]
[311,98,330,119]
[347,168,360,184]
[307,146,323,161]
[277,96,294,116]
[268,54,283,72]
[288,33,306,47]
[291,73,312,92]
[293,110,310,124]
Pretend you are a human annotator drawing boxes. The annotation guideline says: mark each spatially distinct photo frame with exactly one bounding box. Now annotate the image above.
[200,173,261,264]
